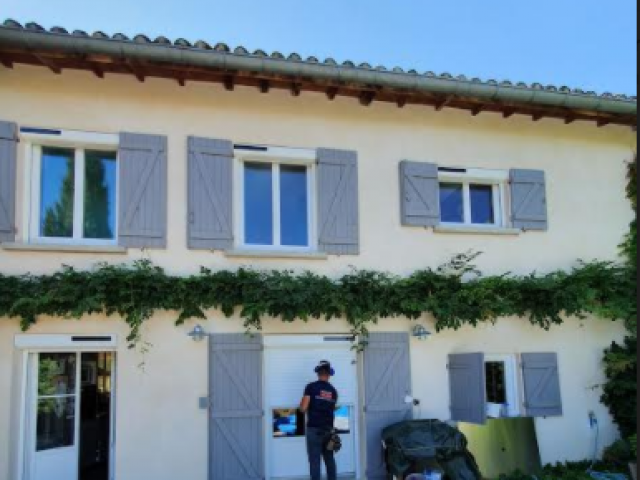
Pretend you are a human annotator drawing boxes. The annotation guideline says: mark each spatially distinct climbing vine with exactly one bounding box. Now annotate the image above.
[601,154,637,438]
[0,251,634,346]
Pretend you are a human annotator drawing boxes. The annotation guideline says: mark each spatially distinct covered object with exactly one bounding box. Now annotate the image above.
[382,420,482,480]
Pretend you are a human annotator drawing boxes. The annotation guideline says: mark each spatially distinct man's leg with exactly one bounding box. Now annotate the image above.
[322,446,338,480]
[306,428,323,480]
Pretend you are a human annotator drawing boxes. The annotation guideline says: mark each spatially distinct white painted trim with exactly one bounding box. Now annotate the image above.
[235,150,318,252]
[26,135,119,247]
[438,168,509,228]
[16,351,29,480]
[15,334,118,350]
[20,128,119,149]
[234,145,316,164]
[21,142,33,244]
[225,249,328,260]
[485,354,521,417]
[434,226,521,236]
[439,168,509,183]
[264,334,356,348]
[2,243,127,254]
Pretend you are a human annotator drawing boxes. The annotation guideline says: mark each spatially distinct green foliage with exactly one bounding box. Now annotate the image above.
[601,154,638,439]
[499,461,628,480]
[603,438,634,465]
[0,253,633,347]
[601,337,638,438]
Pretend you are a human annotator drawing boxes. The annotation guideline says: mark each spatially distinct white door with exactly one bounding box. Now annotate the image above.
[265,336,359,479]
[28,352,81,480]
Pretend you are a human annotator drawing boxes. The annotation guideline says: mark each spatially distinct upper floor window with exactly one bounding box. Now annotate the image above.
[24,129,120,245]
[236,147,316,251]
[438,168,507,228]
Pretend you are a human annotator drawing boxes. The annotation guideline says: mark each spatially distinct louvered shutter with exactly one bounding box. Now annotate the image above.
[0,121,17,243]
[510,169,548,230]
[118,133,168,248]
[521,353,563,417]
[448,353,486,425]
[317,148,359,255]
[364,333,412,480]
[188,136,234,250]
[399,161,440,227]
[209,334,264,480]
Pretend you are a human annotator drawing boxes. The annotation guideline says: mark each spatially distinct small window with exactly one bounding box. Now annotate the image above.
[239,154,315,250]
[484,354,520,418]
[32,145,118,245]
[438,169,507,228]
[272,408,306,438]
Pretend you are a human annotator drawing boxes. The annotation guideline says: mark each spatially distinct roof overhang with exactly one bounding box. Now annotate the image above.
[0,23,636,128]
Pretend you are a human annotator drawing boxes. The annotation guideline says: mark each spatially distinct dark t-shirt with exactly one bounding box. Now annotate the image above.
[304,380,338,430]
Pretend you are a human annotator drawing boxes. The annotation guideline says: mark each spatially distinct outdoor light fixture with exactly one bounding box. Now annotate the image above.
[412,324,432,341]
[188,324,207,342]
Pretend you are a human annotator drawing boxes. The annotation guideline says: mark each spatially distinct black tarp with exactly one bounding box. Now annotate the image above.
[381,420,483,480]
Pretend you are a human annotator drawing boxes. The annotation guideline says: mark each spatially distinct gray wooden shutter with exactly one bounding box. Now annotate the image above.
[364,333,412,480]
[448,353,486,425]
[210,334,264,480]
[399,161,440,227]
[510,169,548,230]
[188,136,234,250]
[521,352,563,417]
[317,148,359,255]
[118,132,168,248]
[0,121,17,243]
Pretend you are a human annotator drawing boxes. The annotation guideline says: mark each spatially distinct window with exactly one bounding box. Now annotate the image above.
[236,147,316,251]
[25,130,119,246]
[439,169,507,228]
[484,354,520,417]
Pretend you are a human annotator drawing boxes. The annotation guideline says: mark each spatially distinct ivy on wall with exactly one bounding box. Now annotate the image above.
[601,154,637,439]
[0,251,634,347]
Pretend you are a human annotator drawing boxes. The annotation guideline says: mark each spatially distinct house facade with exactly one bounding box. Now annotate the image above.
[0,20,637,480]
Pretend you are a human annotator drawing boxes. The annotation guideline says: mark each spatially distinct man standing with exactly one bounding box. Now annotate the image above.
[299,360,339,480]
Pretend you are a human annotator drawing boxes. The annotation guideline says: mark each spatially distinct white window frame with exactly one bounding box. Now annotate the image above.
[13,334,118,480]
[438,168,509,229]
[21,129,119,246]
[234,146,318,252]
[485,354,521,417]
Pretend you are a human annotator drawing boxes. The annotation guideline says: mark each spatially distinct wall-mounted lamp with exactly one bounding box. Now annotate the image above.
[412,324,432,341]
[188,324,207,342]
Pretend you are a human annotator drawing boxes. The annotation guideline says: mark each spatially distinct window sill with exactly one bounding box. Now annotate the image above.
[434,226,521,236]
[1,243,128,254]
[225,249,328,260]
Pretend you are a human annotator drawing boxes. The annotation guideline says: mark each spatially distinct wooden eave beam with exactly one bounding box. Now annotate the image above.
[396,96,408,108]
[503,109,516,119]
[532,112,545,122]
[291,83,302,97]
[223,75,235,91]
[434,95,454,111]
[259,79,270,93]
[0,56,13,69]
[91,65,104,79]
[123,62,145,82]
[326,86,339,100]
[471,105,485,116]
[33,54,61,74]
[597,119,611,128]
[359,91,376,106]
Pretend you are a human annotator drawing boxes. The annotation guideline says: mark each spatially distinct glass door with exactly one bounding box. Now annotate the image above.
[30,352,80,480]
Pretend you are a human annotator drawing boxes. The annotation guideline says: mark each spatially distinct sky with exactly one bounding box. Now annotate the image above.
[1,0,637,95]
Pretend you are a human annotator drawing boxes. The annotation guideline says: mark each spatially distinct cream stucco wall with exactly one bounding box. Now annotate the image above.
[0,65,635,480]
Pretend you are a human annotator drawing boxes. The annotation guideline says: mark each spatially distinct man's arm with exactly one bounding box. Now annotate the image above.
[299,395,311,414]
